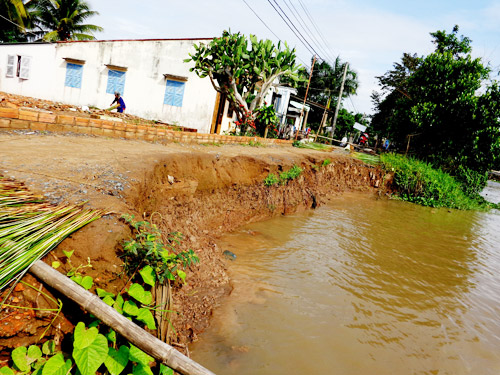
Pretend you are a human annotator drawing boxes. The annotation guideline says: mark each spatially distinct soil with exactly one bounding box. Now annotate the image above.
[0,128,387,359]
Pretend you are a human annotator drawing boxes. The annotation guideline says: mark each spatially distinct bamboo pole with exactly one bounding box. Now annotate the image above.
[29,260,215,375]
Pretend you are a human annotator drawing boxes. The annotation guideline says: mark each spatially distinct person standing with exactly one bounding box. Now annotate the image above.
[111,92,126,113]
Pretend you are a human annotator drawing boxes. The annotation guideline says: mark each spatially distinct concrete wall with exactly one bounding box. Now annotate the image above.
[0,39,218,133]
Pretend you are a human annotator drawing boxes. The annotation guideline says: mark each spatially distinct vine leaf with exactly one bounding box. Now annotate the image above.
[104,346,129,375]
[159,364,174,375]
[139,266,156,287]
[136,308,156,330]
[132,364,154,375]
[128,284,152,305]
[0,367,14,375]
[123,300,139,316]
[41,353,72,375]
[11,347,29,372]
[128,345,153,366]
[73,323,109,375]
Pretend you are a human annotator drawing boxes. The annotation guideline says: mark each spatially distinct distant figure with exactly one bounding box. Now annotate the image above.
[384,138,390,151]
[111,92,126,113]
[359,132,369,146]
[340,136,348,147]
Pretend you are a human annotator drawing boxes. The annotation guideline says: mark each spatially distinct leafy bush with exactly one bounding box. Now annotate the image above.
[453,164,489,197]
[121,215,198,284]
[264,173,280,186]
[280,165,302,182]
[322,159,331,167]
[264,165,303,186]
[255,104,279,138]
[380,153,494,210]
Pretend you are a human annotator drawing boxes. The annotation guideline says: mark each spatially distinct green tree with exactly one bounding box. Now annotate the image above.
[32,0,102,41]
[0,0,35,42]
[297,57,358,129]
[372,25,500,194]
[185,30,302,133]
[299,57,358,106]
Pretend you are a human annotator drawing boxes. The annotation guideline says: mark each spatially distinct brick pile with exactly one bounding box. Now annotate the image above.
[0,102,293,146]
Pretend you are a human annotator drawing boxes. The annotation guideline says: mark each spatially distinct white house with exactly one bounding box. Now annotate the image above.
[0,38,223,133]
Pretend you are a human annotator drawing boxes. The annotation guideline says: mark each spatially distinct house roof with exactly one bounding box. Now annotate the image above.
[0,37,214,46]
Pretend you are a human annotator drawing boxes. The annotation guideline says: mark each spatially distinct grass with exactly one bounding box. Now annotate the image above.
[293,141,332,151]
[380,153,495,210]
[322,159,332,167]
[245,140,264,147]
[352,152,380,166]
[0,176,106,292]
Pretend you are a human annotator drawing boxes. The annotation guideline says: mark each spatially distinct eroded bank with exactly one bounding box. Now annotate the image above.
[0,133,385,353]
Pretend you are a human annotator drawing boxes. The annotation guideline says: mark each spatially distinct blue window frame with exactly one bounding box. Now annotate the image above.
[65,63,83,88]
[106,69,126,95]
[164,80,185,107]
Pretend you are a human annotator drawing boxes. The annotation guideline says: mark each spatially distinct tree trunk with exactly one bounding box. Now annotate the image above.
[29,260,215,375]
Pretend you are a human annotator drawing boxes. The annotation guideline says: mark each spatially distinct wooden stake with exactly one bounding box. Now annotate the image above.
[29,260,215,375]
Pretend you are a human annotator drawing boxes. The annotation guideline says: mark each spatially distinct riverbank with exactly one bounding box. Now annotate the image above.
[0,130,385,354]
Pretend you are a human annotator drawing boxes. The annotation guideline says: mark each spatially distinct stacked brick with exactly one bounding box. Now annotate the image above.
[0,107,293,146]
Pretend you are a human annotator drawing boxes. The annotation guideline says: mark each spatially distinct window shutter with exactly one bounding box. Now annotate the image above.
[65,63,83,88]
[19,56,31,79]
[164,80,185,107]
[6,55,15,77]
[173,82,185,107]
[106,70,126,95]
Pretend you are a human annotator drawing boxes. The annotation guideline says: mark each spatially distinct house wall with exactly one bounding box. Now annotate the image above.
[0,39,218,133]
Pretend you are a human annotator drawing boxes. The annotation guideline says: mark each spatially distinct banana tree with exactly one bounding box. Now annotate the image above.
[185,30,303,133]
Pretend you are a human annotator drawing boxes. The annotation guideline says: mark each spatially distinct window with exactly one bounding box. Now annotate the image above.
[106,69,126,95]
[6,55,15,77]
[6,55,30,79]
[164,80,185,107]
[65,63,83,88]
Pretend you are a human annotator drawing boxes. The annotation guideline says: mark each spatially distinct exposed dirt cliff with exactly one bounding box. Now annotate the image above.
[0,131,385,355]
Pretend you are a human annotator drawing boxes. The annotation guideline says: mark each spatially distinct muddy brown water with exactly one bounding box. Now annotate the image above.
[191,184,500,375]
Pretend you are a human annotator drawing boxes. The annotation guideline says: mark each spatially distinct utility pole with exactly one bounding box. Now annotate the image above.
[331,63,349,141]
[295,55,316,140]
[315,93,331,142]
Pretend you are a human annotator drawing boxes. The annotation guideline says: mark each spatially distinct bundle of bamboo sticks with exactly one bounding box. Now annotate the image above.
[0,175,106,292]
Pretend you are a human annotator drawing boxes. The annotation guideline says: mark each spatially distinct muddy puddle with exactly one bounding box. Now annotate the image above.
[190,190,500,375]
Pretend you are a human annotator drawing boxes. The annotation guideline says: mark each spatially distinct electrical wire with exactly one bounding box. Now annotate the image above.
[266,0,321,59]
[240,0,311,69]
[283,0,336,64]
[296,0,337,62]
[0,14,37,37]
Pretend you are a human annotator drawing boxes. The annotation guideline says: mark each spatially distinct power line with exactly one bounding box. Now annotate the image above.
[0,14,37,37]
[240,0,311,69]
[283,0,336,64]
[296,0,337,62]
[266,0,321,60]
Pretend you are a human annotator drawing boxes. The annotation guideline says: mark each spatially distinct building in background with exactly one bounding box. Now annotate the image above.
[0,38,221,133]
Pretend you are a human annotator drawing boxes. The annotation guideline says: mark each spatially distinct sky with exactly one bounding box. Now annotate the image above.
[86,0,500,115]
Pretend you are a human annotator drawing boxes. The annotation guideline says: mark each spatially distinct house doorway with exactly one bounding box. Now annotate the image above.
[210,93,226,134]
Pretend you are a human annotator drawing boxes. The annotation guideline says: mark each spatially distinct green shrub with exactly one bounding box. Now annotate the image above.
[264,173,280,186]
[380,153,494,210]
[264,165,303,186]
[322,159,331,167]
[280,165,302,182]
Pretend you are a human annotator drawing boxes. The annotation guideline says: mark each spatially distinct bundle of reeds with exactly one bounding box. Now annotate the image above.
[0,176,106,292]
